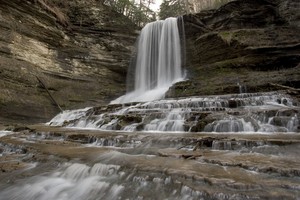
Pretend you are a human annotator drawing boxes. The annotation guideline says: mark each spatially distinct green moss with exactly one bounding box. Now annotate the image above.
[218,29,267,47]
[218,31,233,44]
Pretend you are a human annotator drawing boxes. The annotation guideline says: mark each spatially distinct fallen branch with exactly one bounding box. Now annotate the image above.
[35,75,63,112]
[269,83,300,91]
[177,140,199,150]
[181,154,202,160]
[177,137,216,151]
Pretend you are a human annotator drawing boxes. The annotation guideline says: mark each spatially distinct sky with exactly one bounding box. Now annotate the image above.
[149,0,163,12]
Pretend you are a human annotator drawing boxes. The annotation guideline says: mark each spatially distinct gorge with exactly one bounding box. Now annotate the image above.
[0,0,300,199]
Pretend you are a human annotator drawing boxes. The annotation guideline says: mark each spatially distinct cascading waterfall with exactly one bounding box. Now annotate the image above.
[49,92,300,133]
[111,17,184,104]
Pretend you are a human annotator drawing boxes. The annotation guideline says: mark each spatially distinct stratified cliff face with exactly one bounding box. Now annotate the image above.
[0,0,137,123]
[169,0,300,97]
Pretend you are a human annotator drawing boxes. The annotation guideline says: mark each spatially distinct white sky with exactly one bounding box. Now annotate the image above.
[149,0,163,12]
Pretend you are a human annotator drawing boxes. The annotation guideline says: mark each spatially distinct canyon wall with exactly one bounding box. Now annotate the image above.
[0,0,137,123]
[168,0,300,97]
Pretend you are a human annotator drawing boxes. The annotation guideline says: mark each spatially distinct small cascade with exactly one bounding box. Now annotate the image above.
[237,82,247,93]
[49,92,300,133]
[47,107,92,126]
[111,17,184,104]
[144,108,185,132]
[0,163,124,200]
[204,118,255,132]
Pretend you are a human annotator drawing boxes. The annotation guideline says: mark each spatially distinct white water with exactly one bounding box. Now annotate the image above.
[49,92,299,133]
[0,163,123,200]
[0,158,222,200]
[144,108,185,132]
[0,130,13,138]
[47,107,92,126]
[111,17,184,104]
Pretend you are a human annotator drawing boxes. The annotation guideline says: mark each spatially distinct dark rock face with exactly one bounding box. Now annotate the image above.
[0,0,137,123]
[168,0,300,98]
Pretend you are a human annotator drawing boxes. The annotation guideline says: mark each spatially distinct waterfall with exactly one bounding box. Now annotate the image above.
[111,17,184,104]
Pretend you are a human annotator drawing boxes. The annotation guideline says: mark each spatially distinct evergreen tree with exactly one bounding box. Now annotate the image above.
[158,0,187,20]
[103,0,156,27]
[159,0,233,19]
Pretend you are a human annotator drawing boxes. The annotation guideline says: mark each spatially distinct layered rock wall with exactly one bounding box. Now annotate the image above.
[168,0,300,97]
[0,0,137,123]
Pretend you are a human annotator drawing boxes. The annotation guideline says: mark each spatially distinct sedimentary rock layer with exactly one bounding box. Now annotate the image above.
[169,0,300,97]
[0,0,137,123]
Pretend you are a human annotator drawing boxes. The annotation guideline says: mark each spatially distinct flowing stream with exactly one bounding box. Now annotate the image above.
[49,92,299,133]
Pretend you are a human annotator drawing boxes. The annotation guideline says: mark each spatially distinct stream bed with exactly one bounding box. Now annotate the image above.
[0,91,299,199]
[0,125,299,199]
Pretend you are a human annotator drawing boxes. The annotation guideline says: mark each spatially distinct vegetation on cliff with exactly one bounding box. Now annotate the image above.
[32,0,158,27]
[159,0,233,19]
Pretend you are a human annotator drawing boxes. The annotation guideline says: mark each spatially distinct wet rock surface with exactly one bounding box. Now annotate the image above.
[0,125,299,199]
